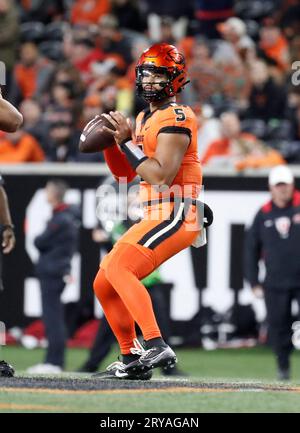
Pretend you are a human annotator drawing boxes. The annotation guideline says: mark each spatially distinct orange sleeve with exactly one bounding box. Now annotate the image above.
[235,149,285,171]
[0,135,45,163]
[14,65,36,99]
[0,139,14,155]
[103,144,136,183]
[201,139,229,165]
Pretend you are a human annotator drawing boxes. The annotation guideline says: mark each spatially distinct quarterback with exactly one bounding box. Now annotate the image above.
[93,43,205,380]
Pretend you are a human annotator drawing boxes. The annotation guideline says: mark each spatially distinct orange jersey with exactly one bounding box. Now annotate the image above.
[135,103,202,204]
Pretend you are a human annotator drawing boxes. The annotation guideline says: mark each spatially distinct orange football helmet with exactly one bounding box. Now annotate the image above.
[136,43,189,102]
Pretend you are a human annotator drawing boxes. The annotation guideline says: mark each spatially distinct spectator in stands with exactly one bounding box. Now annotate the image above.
[50,80,83,124]
[214,17,255,65]
[0,129,45,163]
[88,60,121,95]
[19,99,48,149]
[0,0,19,94]
[156,16,177,45]
[246,60,287,122]
[88,63,132,114]
[188,38,220,105]
[289,34,300,64]
[70,37,104,86]
[10,42,53,105]
[245,165,300,380]
[259,25,290,72]
[218,55,251,110]
[70,0,111,26]
[187,34,250,109]
[41,83,79,130]
[51,83,76,112]
[148,14,188,44]
[97,14,133,69]
[46,63,85,122]
[27,180,80,374]
[53,63,85,102]
[209,18,253,110]
[45,119,79,162]
[281,0,300,43]
[201,111,285,170]
[44,107,102,163]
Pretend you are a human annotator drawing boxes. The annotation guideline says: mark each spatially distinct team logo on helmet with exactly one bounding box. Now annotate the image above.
[166,48,185,65]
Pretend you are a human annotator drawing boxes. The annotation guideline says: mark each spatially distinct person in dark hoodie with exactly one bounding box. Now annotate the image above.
[246,59,287,122]
[27,179,80,374]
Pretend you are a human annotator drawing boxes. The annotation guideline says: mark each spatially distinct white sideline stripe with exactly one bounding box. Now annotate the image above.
[143,202,185,248]
[2,163,300,177]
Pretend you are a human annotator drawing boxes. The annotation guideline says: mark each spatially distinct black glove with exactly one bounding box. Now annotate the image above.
[0,360,15,377]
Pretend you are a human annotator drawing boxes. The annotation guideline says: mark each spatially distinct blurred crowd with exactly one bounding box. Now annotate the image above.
[0,0,299,168]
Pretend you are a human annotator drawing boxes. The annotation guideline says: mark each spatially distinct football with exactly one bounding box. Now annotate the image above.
[79,115,116,153]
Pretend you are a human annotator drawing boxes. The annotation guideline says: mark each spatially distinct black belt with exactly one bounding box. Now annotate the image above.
[142,197,214,228]
[142,197,198,207]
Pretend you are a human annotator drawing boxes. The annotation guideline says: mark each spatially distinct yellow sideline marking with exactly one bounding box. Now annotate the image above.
[0,403,61,411]
[1,386,300,396]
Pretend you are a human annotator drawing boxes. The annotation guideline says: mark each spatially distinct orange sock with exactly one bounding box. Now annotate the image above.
[104,243,162,342]
[93,267,137,354]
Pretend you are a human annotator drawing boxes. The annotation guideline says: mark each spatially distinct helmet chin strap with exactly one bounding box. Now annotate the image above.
[142,88,170,102]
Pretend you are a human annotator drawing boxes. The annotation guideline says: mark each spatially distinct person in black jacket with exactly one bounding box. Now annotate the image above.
[27,179,80,374]
[246,60,287,122]
[244,165,300,380]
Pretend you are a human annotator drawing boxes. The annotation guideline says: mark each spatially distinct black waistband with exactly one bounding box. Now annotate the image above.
[142,197,198,207]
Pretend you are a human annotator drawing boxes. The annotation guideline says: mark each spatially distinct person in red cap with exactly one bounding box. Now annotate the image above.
[245,165,300,381]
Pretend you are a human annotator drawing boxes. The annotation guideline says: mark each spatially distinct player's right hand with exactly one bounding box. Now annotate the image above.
[101,111,132,145]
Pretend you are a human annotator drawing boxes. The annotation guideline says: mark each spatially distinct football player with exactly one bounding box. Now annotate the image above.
[93,43,204,380]
[0,87,23,377]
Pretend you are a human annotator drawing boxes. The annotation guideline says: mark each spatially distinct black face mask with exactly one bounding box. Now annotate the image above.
[135,66,173,102]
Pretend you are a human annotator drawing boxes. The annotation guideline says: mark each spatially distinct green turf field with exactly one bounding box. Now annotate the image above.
[0,345,300,413]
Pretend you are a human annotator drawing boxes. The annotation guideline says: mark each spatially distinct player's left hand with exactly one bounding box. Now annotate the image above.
[101,111,132,145]
[2,227,15,254]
